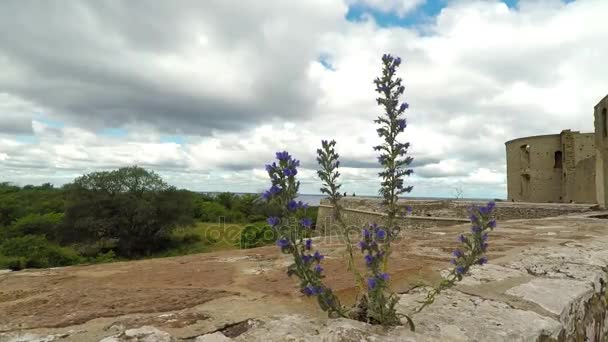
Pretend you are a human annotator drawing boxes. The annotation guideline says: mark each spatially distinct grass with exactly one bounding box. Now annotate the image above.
[154,221,253,257]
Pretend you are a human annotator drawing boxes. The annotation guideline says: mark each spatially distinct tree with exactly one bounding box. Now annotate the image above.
[61,166,194,257]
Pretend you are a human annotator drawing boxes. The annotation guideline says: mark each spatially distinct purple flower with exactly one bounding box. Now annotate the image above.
[397,119,406,131]
[367,277,377,289]
[469,214,478,223]
[276,151,291,161]
[265,164,274,172]
[376,229,387,240]
[481,242,488,251]
[486,201,496,211]
[287,200,298,211]
[302,254,313,263]
[471,226,482,234]
[482,233,489,241]
[305,239,312,250]
[478,256,488,265]
[364,254,374,265]
[313,251,324,262]
[400,102,409,111]
[358,241,367,250]
[267,216,280,227]
[314,265,323,274]
[488,219,497,229]
[283,168,297,177]
[452,249,463,258]
[407,206,413,213]
[362,228,371,239]
[394,57,401,65]
[303,286,320,296]
[277,238,290,249]
[262,191,271,200]
[297,201,308,210]
[300,217,313,228]
[456,266,466,275]
[450,258,457,265]
[458,234,467,243]
[379,273,390,281]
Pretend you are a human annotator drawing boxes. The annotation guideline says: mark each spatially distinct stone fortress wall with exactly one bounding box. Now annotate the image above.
[506,94,608,207]
[595,94,608,208]
[316,197,594,233]
[505,131,596,203]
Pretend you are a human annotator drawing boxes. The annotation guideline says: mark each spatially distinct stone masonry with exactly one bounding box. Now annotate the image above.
[506,93,608,207]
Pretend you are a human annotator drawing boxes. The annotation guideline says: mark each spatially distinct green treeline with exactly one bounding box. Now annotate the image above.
[0,166,317,270]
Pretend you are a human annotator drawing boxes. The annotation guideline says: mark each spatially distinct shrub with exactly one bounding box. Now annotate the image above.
[87,250,116,264]
[0,255,26,271]
[61,166,195,257]
[0,235,82,268]
[198,201,244,222]
[3,212,64,240]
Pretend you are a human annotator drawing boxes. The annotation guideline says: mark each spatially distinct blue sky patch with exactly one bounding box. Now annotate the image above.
[317,54,335,71]
[100,127,128,138]
[345,0,576,27]
[14,135,39,144]
[36,117,64,128]
[160,135,186,144]
[345,0,446,28]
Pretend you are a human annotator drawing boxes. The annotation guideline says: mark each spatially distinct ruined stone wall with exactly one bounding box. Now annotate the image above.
[506,131,597,204]
[595,94,608,208]
[562,130,596,203]
[316,197,593,232]
[505,134,562,203]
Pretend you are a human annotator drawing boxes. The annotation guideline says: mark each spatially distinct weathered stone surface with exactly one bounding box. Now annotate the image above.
[397,288,562,341]
[99,326,174,342]
[507,278,593,315]
[0,332,68,342]
[194,332,233,341]
[232,315,416,342]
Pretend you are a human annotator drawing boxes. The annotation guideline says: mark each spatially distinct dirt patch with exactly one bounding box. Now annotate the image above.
[0,288,231,330]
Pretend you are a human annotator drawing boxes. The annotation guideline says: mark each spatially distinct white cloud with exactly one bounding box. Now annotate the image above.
[347,0,426,16]
[1,0,607,199]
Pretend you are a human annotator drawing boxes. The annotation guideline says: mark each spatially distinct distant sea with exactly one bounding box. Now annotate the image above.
[200,192,494,207]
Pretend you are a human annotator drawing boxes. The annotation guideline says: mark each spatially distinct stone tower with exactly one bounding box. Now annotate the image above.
[595,94,608,208]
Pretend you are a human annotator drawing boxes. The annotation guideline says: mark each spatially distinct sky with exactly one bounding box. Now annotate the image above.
[0,0,606,199]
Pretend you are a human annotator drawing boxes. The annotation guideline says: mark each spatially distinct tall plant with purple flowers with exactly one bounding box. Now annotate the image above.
[262,53,498,329]
[264,151,347,318]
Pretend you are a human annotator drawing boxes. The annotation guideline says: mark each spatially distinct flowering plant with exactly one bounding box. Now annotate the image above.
[262,54,497,328]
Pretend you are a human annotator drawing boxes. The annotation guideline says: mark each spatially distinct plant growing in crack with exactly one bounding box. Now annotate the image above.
[264,151,347,318]
[262,53,498,329]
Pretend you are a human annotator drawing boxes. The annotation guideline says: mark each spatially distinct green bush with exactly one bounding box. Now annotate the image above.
[61,167,195,257]
[199,201,244,222]
[239,224,277,249]
[3,212,64,240]
[0,235,82,268]
[0,255,26,271]
[87,250,116,264]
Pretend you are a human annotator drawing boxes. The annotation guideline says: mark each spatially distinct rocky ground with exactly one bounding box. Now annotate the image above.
[1,209,608,341]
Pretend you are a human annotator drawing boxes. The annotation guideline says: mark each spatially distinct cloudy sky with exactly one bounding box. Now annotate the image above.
[0,0,606,199]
